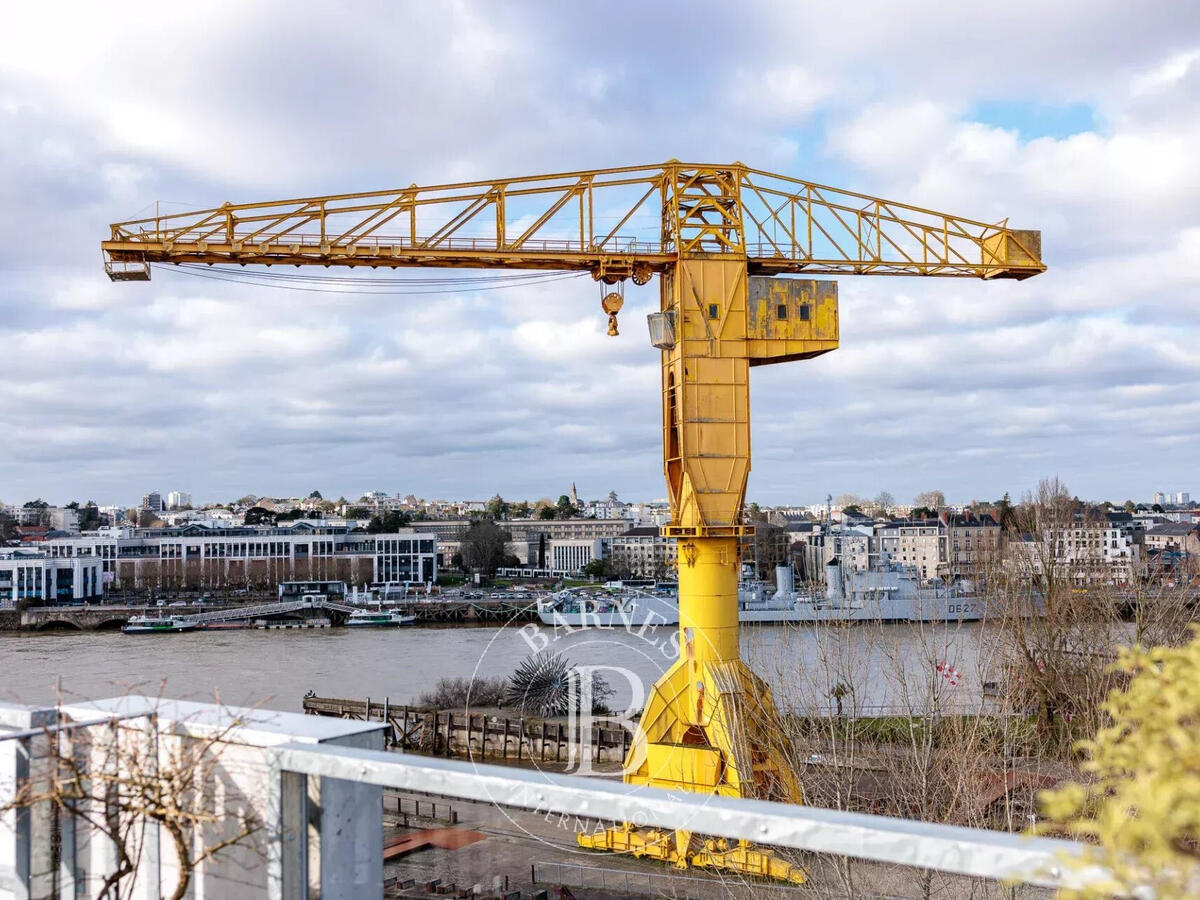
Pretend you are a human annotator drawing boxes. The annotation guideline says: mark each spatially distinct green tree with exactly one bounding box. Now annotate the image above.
[366,510,411,533]
[582,558,610,579]
[79,502,101,531]
[22,499,50,527]
[308,490,323,500]
[555,494,578,519]
[1038,630,1200,898]
[537,505,557,520]
[459,520,511,575]
[243,507,276,526]
[994,492,1016,530]
[485,494,510,520]
[1123,499,1136,513]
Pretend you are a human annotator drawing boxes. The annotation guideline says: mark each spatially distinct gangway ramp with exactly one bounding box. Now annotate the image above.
[184,598,355,625]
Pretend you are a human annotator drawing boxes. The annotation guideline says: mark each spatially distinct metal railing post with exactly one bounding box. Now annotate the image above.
[267,758,308,900]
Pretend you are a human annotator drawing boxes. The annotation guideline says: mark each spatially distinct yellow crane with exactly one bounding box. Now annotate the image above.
[102,161,1043,882]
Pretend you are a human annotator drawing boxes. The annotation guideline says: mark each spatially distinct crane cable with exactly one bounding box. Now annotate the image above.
[153,263,589,295]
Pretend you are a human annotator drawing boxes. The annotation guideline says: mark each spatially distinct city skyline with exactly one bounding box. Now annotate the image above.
[3,2,1199,503]
[1,481,1193,515]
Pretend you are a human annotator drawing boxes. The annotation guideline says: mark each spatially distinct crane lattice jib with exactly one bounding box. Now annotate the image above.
[102,161,1043,282]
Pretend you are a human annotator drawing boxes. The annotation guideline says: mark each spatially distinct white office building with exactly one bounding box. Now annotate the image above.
[167,491,192,509]
[550,539,604,573]
[0,549,104,606]
[34,523,437,593]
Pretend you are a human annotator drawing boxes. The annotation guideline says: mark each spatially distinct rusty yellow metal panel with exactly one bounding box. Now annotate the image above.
[981,228,1043,278]
[645,743,723,790]
[746,277,839,366]
[661,259,750,531]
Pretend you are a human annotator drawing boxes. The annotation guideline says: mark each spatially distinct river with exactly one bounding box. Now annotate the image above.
[0,618,1007,716]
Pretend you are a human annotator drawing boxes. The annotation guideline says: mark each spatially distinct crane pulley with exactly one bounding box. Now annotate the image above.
[102,161,1043,883]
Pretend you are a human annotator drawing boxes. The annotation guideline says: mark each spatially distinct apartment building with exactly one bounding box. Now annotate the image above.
[945,513,1001,574]
[1014,520,1142,584]
[824,526,874,572]
[1144,522,1200,558]
[166,491,192,509]
[875,520,945,578]
[609,526,678,578]
[509,518,630,542]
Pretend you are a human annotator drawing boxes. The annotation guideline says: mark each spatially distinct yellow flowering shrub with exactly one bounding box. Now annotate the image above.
[1037,628,1200,898]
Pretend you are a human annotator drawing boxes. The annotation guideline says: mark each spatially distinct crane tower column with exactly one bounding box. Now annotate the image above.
[580,233,838,880]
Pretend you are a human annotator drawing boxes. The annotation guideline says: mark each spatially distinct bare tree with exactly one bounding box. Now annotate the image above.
[3,693,263,900]
[913,489,946,510]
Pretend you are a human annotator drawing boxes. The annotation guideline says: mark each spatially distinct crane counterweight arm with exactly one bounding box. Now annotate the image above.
[101,161,1043,282]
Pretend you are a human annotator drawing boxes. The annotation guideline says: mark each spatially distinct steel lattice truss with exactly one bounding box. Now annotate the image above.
[102,162,1043,282]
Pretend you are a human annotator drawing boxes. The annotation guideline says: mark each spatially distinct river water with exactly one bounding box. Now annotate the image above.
[0,618,1007,716]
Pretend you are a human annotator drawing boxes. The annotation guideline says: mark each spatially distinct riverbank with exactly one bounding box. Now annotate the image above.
[0,597,541,632]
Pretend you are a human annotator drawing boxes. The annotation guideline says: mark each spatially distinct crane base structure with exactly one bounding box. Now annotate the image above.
[576,537,808,882]
[100,161,1043,887]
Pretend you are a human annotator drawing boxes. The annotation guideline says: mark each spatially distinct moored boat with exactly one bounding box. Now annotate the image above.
[345,609,417,628]
[122,615,197,634]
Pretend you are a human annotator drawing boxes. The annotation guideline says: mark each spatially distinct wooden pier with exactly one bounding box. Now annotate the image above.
[302,694,631,764]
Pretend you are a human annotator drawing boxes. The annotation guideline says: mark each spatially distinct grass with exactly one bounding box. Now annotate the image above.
[787,713,1041,753]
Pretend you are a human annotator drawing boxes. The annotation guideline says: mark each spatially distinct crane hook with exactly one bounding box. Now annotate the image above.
[601,291,623,337]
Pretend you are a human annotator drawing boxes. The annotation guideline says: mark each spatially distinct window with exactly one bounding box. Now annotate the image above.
[799,305,811,321]
[708,303,719,319]
[776,304,788,319]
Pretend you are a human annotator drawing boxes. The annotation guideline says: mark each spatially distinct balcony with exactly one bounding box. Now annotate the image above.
[0,696,1103,899]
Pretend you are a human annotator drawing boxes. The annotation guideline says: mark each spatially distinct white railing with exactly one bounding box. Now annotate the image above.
[0,698,1107,900]
[266,742,1102,898]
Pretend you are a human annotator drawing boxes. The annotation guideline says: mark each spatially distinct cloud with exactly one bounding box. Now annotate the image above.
[0,2,1197,506]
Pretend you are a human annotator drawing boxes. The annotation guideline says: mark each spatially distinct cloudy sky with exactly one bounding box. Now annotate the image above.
[1,1,1197,508]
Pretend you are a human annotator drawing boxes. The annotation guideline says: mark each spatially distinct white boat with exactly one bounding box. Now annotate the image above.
[538,564,995,628]
[345,608,417,628]
[736,563,992,624]
[122,615,197,634]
